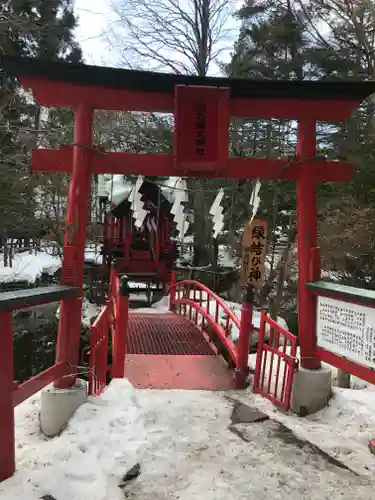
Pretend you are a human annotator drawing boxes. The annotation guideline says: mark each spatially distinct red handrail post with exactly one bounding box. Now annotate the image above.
[235,286,254,389]
[0,310,16,481]
[113,276,129,378]
[110,262,117,299]
[169,270,176,311]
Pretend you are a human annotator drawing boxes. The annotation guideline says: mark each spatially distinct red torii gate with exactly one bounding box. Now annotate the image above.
[3,56,375,376]
[1,55,375,482]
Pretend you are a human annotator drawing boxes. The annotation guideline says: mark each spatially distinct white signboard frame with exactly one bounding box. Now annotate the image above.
[317,295,375,370]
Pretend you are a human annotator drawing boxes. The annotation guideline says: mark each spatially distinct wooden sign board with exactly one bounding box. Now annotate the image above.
[241,217,268,289]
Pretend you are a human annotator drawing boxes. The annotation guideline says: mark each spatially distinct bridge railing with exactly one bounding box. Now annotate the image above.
[253,312,298,411]
[88,299,112,396]
[0,284,80,482]
[170,274,252,387]
[87,266,129,396]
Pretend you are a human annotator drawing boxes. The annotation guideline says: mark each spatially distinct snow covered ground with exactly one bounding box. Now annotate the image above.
[1,379,375,500]
[0,251,61,283]
[251,385,375,479]
[0,247,102,284]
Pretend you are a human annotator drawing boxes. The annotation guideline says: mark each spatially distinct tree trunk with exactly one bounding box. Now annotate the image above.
[4,237,9,267]
[192,180,211,266]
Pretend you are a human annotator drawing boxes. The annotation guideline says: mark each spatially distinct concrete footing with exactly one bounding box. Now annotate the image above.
[290,366,332,416]
[40,379,88,437]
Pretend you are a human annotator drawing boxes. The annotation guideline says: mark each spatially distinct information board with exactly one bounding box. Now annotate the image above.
[317,295,375,369]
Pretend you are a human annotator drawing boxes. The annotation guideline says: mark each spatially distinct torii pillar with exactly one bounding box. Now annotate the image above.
[296,118,321,371]
[291,117,333,414]
[54,103,94,388]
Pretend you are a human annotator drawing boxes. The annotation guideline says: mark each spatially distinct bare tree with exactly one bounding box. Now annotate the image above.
[108,0,236,267]
[110,0,234,75]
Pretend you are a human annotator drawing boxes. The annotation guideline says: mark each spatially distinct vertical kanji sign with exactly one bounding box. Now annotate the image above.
[242,217,268,289]
[174,85,229,173]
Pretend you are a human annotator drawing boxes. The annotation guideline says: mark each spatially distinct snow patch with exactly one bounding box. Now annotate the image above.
[1,379,143,500]
[131,295,171,314]
[55,298,101,328]
[84,246,102,265]
[2,380,375,499]
[81,299,102,327]
[251,385,375,479]
[0,251,61,284]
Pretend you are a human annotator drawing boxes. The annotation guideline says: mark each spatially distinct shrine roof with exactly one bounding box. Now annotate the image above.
[2,56,375,101]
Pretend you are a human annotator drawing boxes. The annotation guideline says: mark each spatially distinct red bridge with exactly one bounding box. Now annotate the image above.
[125,313,234,390]
[90,268,251,394]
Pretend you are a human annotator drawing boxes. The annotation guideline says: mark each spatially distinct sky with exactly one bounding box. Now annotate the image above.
[74,0,241,72]
[74,0,117,66]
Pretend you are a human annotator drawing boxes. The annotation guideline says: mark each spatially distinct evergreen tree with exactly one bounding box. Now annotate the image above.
[225,0,319,320]
[227,0,313,80]
[0,1,83,379]
[226,0,375,322]
[225,0,309,243]
[0,1,82,259]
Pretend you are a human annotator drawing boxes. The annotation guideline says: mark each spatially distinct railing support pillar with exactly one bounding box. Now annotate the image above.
[0,310,15,481]
[113,275,129,378]
[235,286,254,389]
[169,270,176,311]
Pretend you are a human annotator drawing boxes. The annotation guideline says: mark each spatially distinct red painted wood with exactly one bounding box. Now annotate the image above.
[21,77,173,113]
[317,347,375,385]
[173,279,239,367]
[56,103,94,389]
[89,301,112,396]
[169,270,176,311]
[296,119,321,370]
[309,247,321,282]
[174,85,229,173]
[127,313,216,355]
[113,293,129,379]
[21,77,361,121]
[125,354,234,390]
[0,311,15,481]
[230,98,361,121]
[32,148,354,182]
[12,361,69,407]
[236,301,253,388]
[253,312,298,411]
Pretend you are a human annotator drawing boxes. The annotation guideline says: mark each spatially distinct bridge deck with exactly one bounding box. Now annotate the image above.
[125,313,234,390]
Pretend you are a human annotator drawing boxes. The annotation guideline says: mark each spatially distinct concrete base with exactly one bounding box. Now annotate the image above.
[40,379,88,437]
[290,366,332,416]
